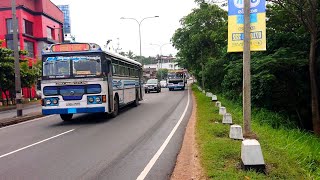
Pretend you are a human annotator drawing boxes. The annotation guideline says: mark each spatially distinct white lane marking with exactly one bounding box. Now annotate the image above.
[0,115,55,131]
[0,129,75,159]
[137,88,190,180]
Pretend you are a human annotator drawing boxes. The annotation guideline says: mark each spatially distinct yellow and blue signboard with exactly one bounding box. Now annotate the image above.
[228,0,266,52]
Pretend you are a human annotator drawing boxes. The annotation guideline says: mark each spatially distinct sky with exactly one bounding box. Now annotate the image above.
[50,0,198,57]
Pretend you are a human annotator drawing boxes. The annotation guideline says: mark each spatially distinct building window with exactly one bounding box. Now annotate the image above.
[47,27,53,39]
[23,20,33,36]
[6,19,13,34]
[24,41,35,58]
[6,18,19,34]
[6,40,13,50]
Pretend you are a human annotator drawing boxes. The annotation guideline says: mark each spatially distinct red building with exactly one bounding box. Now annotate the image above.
[0,0,64,100]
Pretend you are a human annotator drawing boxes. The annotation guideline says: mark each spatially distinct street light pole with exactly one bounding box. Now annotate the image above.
[12,0,22,117]
[150,43,171,80]
[120,16,159,63]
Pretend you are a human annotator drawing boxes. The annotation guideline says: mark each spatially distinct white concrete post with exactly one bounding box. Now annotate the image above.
[215,101,221,108]
[229,125,243,140]
[241,139,265,167]
[222,113,233,124]
[219,107,226,115]
[206,92,213,97]
[212,95,217,101]
[202,90,205,94]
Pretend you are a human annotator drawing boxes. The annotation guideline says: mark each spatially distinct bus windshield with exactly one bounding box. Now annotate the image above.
[168,73,184,79]
[43,55,102,79]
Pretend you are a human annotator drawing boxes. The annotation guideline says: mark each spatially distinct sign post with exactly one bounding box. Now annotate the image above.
[243,0,251,135]
[228,0,266,136]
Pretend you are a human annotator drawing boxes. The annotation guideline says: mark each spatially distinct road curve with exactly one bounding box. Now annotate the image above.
[0,87,192,180]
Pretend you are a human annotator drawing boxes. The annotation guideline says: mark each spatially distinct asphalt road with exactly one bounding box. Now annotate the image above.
[0,87,192,180]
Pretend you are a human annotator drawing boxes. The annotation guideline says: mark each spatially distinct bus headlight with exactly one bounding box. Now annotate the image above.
[46,99,51,105]
[53,99,58,104]
[88,97,94,103]
[44,97,59,106]
[87,96,102,104]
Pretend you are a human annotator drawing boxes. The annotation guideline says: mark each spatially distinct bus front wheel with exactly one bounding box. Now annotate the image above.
[110,96,119,118]
[60,114,73,121]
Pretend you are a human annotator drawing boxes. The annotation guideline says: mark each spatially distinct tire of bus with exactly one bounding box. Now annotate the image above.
[133,90,140,107]
[110,96,119,118]
[60,114,73,121]
[182,87,185,90]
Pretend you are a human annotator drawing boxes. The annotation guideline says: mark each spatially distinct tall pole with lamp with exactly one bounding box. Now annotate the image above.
[120,16,159,63]
[150,43,171,80]
[12,0,22,116]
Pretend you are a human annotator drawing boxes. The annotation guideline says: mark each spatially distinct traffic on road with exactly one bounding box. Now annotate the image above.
[0,78,192,179]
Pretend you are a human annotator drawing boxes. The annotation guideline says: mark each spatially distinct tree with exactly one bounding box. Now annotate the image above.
[269,0,320,134]
[0,40,15,103]
[0,40,40,104]
[156,69,168,80]
[172,2,228,89]
[171,1,317,130]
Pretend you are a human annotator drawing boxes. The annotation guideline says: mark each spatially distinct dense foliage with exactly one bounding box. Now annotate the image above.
[172,2,320,131]
[0,40,41,103]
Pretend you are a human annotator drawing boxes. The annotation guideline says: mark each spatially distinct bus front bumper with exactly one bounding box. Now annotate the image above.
[42,107,106,115]
[168,85,184,89]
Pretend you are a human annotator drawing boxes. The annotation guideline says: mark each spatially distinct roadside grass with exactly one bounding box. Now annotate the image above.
[193,85,320,179]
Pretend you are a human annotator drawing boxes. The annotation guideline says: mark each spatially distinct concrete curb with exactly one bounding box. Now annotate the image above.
[0,113,44,128]
[0,101,40,112]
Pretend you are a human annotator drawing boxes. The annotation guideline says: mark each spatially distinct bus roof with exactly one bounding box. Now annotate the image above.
[42,43,142,67]
[104,51,142,67]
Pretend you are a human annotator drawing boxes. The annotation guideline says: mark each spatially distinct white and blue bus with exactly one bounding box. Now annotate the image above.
[41,43,143,121]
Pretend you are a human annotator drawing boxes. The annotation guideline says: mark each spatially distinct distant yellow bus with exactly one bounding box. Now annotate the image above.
[167,70,186,91]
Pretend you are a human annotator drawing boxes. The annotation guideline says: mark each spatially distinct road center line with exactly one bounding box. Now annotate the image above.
[136,88,190,180]
[0,129,75,159]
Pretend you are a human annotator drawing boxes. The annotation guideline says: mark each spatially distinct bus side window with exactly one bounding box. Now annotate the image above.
[124,67,129,77]
[112,65,116,75]
[119,66,124,76]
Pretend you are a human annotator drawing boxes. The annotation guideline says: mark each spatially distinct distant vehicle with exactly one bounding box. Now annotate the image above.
[145,79,161,93]
[160,80,167,88]
[167,70,186,91]
[41,43,143,121]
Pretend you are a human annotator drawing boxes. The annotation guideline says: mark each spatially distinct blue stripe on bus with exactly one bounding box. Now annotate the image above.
[42,107,105,115]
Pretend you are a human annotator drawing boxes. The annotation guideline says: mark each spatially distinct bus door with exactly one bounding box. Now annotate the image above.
[107,60,114,113]
[138,68,143,100]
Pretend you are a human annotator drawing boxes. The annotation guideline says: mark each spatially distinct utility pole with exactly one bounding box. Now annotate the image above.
[243,0,251,136]
[12,0,23,117]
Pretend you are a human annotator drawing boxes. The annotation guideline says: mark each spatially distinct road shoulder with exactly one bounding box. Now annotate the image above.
[171,92,206,180]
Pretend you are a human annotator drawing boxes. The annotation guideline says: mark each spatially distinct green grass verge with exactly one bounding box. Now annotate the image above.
[193,85,320,179]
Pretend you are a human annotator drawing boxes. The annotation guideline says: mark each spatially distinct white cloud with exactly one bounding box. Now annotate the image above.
[50,0,197,57]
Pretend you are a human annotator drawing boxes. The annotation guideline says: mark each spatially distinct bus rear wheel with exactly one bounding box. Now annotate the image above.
[60,114,73,121]
[110,96,119,118]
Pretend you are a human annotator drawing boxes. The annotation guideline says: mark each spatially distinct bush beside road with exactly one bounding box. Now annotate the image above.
[193,85,320,179]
